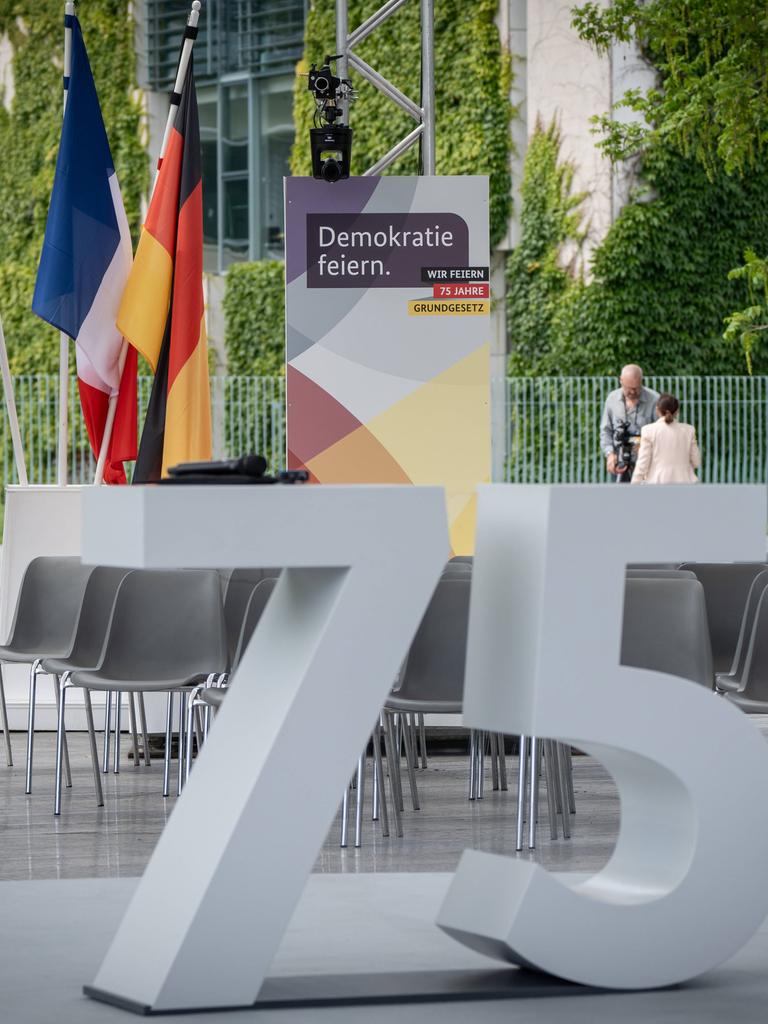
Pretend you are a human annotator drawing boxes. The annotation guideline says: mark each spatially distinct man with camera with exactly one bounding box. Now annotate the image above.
[600,365,659,482]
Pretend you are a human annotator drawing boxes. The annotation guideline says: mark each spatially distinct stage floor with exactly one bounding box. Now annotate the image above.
[3,871,768,1023]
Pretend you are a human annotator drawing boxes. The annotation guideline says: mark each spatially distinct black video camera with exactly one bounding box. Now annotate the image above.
[613,419,639,481]
[308,62,342,103]
[306,55,353,182]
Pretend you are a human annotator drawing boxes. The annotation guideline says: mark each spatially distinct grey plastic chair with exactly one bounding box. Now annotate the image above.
[384,577,496,813]
[57,569,227,812]
[221,570,279,670]
[725,587,768,714]
[621,577,714,688]
[39,566,132,807]
[184,577,278,785]
[678,563,767,673]
[0,555,96,786]
[716,569,768,695]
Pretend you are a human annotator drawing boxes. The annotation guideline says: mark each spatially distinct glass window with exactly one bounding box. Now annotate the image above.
[221,82,251,269]
[223,178,250,266]
[222,83,249,174]
[198,86,218,274]
[193,71,298,270]
[260,77,294,258]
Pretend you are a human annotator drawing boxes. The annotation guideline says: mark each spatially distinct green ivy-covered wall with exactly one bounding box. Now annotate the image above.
[223,261,285,377]
[0,1,146,375]
[507,126,768,377]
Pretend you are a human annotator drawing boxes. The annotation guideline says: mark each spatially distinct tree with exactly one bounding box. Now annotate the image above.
[571,0,768,178]
[572,1,768,374]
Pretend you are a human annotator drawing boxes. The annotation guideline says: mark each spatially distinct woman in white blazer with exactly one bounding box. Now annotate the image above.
[631,394,700,484]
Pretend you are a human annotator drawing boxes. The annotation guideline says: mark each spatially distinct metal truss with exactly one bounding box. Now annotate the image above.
[335,0,435,175]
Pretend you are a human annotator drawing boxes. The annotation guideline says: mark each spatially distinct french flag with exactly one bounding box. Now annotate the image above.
[32,13,136,483]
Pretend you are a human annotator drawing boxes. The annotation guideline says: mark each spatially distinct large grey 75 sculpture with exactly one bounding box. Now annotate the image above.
[80,482,768,1010]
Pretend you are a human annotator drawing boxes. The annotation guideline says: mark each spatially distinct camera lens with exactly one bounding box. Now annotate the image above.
[314,75,330,93]
[322,158,341,183]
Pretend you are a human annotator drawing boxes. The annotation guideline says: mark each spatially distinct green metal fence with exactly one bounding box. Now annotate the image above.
[504,376,768,484]
[1,374,765,486]
[0,375,286,486]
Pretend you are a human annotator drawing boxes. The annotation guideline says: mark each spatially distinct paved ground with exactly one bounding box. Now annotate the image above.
[0,731,620,880]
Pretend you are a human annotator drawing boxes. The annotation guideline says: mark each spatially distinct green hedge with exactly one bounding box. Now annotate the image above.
[0,1,145,374]
[291,0,513,248]
[223,262,286,376]
[507,126,768,376]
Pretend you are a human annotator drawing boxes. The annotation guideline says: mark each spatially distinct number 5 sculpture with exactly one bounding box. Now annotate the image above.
[439,484,768,989]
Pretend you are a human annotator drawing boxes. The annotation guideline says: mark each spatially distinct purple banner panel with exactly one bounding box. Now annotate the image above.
[306,212,469,288]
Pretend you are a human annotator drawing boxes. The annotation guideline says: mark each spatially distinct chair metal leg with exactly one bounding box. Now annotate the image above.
[354,753,365,848]
[128,693,141,769]
[25,658,41,794]
[340,784,350,848]
[565,745,576,814]
[477,731,485,800]
[381,714,403,836]
[82,688,104,808]
[371,734,379,822]
[0,664,12,766]
[54,676,73,788]
[527,736,541,850]
[401,713,420,810]
[384,713,405,813]
[544,740,559,840]
[102,691,112,774]
[54,679,69,816]
[516,734,528,851]
[468,729,477,800]
[490,732,500,791]
[137,694,151,767]
[193,705,204,758]
[555,743,571,839]
[372,724,389,837]
[498,733,508,791]
[418,712,428,769]
[162,692,174,798]
[184,693,198,786]
[113,692,122,774]
[177,692,187,796]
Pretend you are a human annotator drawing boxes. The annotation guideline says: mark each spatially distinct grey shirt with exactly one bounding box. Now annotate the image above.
[600,386,660,457]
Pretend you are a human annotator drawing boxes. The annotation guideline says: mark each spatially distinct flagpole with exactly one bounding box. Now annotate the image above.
[93,0,202,486]
[57,0,76,488]
[0,315,28,487]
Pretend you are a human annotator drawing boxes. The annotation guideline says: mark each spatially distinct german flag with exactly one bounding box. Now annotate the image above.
[117,56,211,482]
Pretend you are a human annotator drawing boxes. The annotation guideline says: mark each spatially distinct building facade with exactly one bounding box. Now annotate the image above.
[137,0,307,275]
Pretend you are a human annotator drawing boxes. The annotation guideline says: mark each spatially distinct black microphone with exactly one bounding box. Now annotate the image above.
[167,454,268,478]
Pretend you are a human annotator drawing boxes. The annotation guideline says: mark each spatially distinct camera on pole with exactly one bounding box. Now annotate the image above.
[306,55,354,182]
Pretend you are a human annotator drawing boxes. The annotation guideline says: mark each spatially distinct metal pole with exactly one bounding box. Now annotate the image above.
[363,124,423,176]
[0,316,28,486]
[420,0,435,174]
[336,0,349,125]
[57,0,76,487]
[93,0,202,485]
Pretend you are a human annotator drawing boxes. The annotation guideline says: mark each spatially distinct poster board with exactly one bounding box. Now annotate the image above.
[284,175,490,553]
